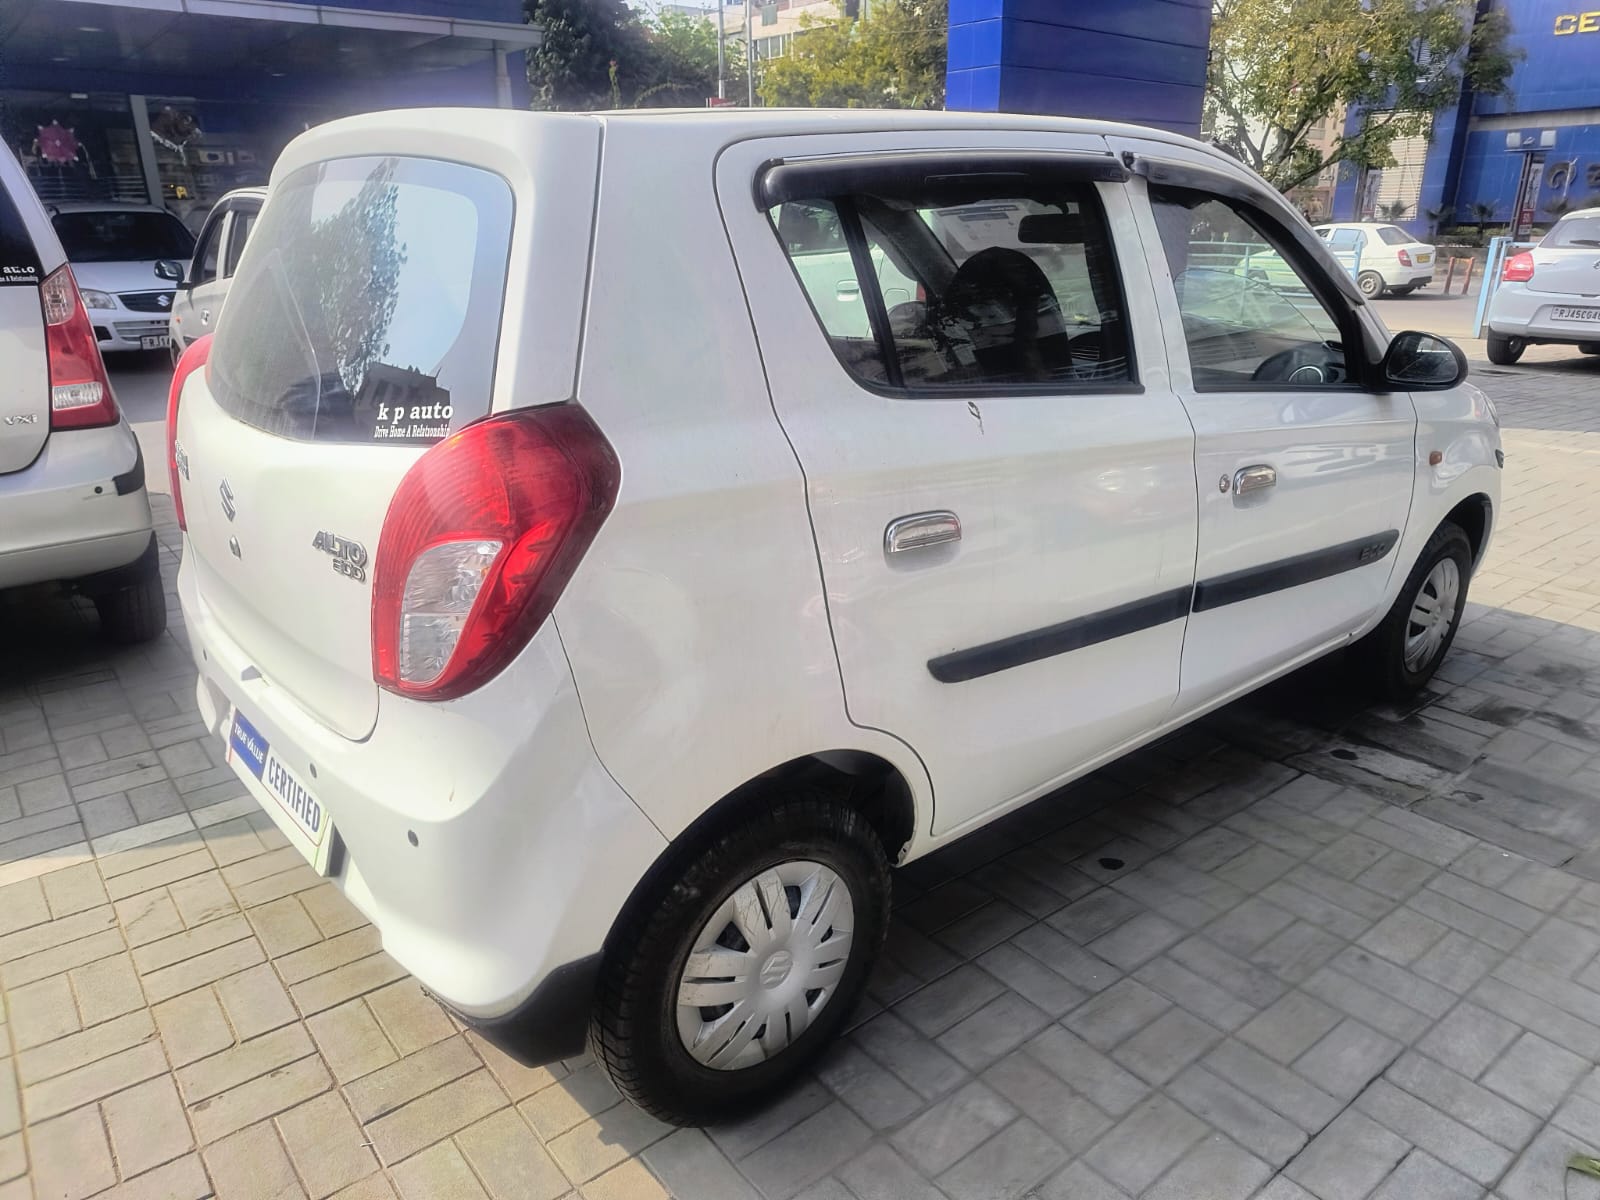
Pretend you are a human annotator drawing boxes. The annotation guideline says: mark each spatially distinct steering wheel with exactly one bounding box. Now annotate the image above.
[1252,345,1342,385]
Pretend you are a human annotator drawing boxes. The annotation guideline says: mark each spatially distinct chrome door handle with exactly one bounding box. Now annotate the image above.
[885,511,961,554]
[1234,465,1277,495]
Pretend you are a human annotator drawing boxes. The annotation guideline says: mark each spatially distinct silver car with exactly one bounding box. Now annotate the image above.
[0,145,165,641]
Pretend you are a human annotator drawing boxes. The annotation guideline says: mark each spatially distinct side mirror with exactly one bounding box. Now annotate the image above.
[154,259,184,283]
[1382,330,1467,390]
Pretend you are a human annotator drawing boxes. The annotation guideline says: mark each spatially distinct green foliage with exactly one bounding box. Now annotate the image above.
[758,0,947,110]
[524,0,729,110]
[1378,200,1409,222]
[1206,0,1519,193]
[1470,200,1496,244]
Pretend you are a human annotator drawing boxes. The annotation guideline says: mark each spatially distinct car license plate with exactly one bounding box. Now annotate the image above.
[140,334,169,350]
[1551,306,1600,322]
[225,707,332,869]
[1416,253,1431,264]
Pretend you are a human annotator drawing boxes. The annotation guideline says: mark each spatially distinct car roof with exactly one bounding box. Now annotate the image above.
[1553,207,1600,220]
[46,201,175,216]
[218,187,268,202]
[1319,222,1409,230]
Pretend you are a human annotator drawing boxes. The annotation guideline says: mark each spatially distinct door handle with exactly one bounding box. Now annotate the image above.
[885,511,961,554]
[1234,465,1277,495]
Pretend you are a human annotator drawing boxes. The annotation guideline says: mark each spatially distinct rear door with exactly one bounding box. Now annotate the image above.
[176,155,519,738]
[0,155,54,474]
[719,136,1198,836]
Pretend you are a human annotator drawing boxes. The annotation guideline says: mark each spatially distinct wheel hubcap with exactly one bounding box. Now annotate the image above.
[1404,557,1461,673]
[675,860,854,1071]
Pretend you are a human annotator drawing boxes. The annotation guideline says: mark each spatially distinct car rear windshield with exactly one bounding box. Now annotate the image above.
[207,156,513,445]
[0,184,42,286]
[51,210,195,262]
[1375,226,1412,246]
[1544,215,1600,249]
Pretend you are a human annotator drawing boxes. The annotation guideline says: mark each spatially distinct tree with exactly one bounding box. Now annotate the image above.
[1424,202,1451,239]
[1206,0,1517,193]
[758,0,946,110]
[1378,200,1409,222]
[525,0,733,110]
[1470,200,1496,244]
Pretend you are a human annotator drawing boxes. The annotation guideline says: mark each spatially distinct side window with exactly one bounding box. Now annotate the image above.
[192,213,226,286]
[769,176,1132,390]
[1327,228,1361,250]
[1148,185,1350,390]
[224,207,258,276]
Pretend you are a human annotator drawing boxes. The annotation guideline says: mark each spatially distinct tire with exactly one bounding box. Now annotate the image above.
[94,548,168,644]
[1355,522,1472,700]
[1579,342,1600,356]
[1486,333,1526,365]
[591,789,891,1126]
[1391,285,1418,296]
[1357,270,1385,299]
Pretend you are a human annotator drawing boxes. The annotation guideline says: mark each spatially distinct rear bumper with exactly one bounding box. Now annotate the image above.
[1488,287,1600,342]
[0,421,153,589]
[178,554,667,1047]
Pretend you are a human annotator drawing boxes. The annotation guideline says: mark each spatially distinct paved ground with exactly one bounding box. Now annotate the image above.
[3,343,1600,1200]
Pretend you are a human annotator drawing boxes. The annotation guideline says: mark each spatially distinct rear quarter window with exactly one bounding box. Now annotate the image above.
[0,184,42,287]
[207,156,513,445]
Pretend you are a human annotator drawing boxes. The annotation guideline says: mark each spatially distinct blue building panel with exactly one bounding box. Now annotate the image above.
[1475,0,1600,116]
[946,0,1210,135]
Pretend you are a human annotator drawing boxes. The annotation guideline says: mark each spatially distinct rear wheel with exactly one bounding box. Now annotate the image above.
[1357,271,1386,299]
[1355,522,1472,700]
[1487,333,1526,365]
[94,545,168,644]
[1579,342,1600,356]
[591,790,890,1126]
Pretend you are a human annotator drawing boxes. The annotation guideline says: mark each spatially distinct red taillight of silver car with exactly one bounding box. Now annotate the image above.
[371,406,620,701]
[40,264,119,431]
[1502,251,1535,283]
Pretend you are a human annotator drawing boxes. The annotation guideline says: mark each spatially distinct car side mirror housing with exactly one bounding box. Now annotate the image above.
[1382,330,1467,390]
[154,258,184,283]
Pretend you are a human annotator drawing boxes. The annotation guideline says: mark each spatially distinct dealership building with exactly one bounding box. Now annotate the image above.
[0,0,536,230]
[1330,0,1600,233]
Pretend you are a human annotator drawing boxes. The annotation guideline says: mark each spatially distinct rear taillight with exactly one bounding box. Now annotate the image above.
[1397,249,1413,267]
[166,335,212,532]
[371,406,620,701]
[1503,252,1535,283]
[41,265,118,430]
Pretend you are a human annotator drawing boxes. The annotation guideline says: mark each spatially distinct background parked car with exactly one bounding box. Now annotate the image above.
[0,150,166,642]
[1314,222,1435,298]
[170,188,266,359]
[1484,207,1600,365]
[48,202,194,355]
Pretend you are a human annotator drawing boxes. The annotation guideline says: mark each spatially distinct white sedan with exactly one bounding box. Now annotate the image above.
[1315,222,1436,298]
[1485,208,1600,364]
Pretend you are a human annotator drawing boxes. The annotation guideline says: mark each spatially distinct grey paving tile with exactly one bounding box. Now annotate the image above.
[1024,1025,1148,1118]
[1481,1031,1589,1117]
[850,1011,968,1102]
[835,1144,943,1200]
[1066,977,1171,1050]
[936,991,1050,1071]
[937,1117,1067,1200]
[739,1102,872,1200]
[1112,1007,1221,1087]
[812,1044,922,1132]
[1293,1019,1402,1102]
[1143,1134,1272,1200]
[980,1051,1111,1156]
[1413,1001,1523,1080]
[1356,1078,1514,1185]
[889,1080,1015,1177]
[1385,1051,1541,1152]
[1084,1092,1208,1196]
[1201,1039,1340,1133]
[1285,1109,1411,1200]
[1237,992,1343,1064]
[1166,1065,1307,1168]
[1368,1149,1485,1200]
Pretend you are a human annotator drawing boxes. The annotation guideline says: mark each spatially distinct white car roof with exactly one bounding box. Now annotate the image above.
[1552,207,1600,220]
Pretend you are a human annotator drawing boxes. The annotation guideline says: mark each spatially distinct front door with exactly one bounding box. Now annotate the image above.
[1127,161,1415,710]
[171,207,229,351]
[718,137,1198,836]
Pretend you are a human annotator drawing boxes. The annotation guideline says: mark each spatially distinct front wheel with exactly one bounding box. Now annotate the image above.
[1487,333,1526,365]
[590,791,890,1126]
[1357,270,1386,299]
[1355,522,1472,699]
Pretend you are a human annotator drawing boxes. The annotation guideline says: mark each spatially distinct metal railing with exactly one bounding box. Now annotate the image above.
[1473,236,1539,338]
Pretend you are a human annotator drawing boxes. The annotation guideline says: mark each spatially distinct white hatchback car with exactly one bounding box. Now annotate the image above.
[48,201,195,355]
[1485,208,1600,364]
[0,149,164,640]
[171,109,1502,1124]
[1315,222,1437,297]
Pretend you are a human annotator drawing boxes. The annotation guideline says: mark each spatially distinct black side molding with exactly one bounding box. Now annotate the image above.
[453,954,601,1067]
[928,587,1192,684]
[927,530,1401,684]
[1192,530,1399,613]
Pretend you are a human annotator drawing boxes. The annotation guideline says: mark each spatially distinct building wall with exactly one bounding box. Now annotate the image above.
[271,0,525,20]
[946,0,1211,134]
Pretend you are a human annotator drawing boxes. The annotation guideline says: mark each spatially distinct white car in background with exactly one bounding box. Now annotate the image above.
[170,187,266,359]
[47,202,195,354]
[1315,222,1436,298]
[1485,208,1600,365]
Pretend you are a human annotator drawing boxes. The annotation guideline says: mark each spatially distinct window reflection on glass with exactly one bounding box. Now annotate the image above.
[208,157,512,445]
[1150,186,1350,390]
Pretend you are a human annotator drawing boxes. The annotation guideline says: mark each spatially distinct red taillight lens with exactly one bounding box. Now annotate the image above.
[1503,251,1535,283]
[166,335,212,532]
[371,406,620,701]
[1397,249,1413,267]
[41,265,119,430]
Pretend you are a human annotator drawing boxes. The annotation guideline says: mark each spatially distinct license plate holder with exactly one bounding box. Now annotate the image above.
[1551,306,1600,322]
[225,707,334,873]
[140,334,169,350]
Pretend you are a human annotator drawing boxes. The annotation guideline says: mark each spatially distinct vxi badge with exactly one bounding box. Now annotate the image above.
[312,531,368,582]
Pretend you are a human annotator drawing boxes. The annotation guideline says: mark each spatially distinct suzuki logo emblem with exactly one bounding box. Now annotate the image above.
[219,478,236,522]
[158,294,171,308]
